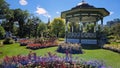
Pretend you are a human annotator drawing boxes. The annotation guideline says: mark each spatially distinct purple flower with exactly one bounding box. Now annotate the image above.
[100,65,106,68]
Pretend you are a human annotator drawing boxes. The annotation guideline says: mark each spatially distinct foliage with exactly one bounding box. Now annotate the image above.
[57,43,83,54]
[58,38,64,41]
[37,22,47,37]
[103,43,120,53]
[0,51,106,68]
[0,26,5,39]
[50,18,65,38]
[3,38,15,44]
[0,0,47,38]
[13,9,29,37]
[0,43,120,68]
[68,22,79,32]
[103,26,111,36]
[19,39,30,46]
[0,0,9,19]
[111,23,120,39]
[85,23,95,33]
[25,16,43,38]
[105,18,120,42]
[5,10,15,32]
[19,37,58,50]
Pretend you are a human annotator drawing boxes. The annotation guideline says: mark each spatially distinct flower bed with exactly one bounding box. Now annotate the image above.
[103,44,120,53]
[57,43,83,54]
[0,51,106,68]
[19,38,58,50]
[27,42,57,50]
[19,39,31,46]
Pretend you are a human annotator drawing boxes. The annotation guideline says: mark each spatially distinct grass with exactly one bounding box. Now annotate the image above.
[58,38,64,41]
[0,40,3,46]
[110,42,120,44]
[0,43,120,68]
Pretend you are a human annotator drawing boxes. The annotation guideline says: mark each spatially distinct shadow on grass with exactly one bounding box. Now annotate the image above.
[81,44,101,50]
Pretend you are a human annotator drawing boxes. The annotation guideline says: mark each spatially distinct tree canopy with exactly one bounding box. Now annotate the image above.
[50,18,65,37]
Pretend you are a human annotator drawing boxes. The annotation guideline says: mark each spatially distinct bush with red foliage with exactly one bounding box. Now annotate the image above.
[19,39,32,46]
[27,38,58,50]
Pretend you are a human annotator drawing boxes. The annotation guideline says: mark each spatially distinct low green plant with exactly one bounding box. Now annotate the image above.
[3,38,15,44]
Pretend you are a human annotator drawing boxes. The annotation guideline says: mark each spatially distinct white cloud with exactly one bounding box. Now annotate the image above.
[36,7,47,15]
[36,6,51,18]
[19,0,28,5]
[56,11,60,14]
[110,11,114,15]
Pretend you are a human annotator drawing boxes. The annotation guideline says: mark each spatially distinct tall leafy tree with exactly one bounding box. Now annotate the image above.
[37,22,47,37]
[5,9,14,32]
[26,16,42,38]
[13,9,29,37]
[0,0,9,19]
[50,18,65,38]
[111,23,120,39]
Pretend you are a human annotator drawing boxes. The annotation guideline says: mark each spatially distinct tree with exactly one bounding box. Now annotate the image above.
[50,18,65,38]
[111,23,120,39]
[103,26,111,36]
[0,26,5,39]
[25,18,34,38]
[106,18,120,40]
[5,9,14,32]
[25,16,42,38]
[85,23,95,33]
[0,0,9,19]
[13,9,29,37]
[37,22,47,37]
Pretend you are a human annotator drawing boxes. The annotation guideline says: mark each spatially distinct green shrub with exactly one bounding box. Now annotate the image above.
[3,38,15,44]
[107,35,115,39]
[0,26,5,39]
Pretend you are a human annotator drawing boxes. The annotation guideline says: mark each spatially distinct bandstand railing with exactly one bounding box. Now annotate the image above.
[67,32,96,39]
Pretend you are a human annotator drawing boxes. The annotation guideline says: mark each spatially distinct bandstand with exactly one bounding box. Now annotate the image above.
[61,0,109,44]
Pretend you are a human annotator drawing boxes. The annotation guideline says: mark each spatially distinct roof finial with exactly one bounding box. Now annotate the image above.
[77,0,87,6]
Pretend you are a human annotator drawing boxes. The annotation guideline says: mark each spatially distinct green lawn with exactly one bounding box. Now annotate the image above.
[0,40,3,46]
[0,43,120,68]
[58,38,65,41]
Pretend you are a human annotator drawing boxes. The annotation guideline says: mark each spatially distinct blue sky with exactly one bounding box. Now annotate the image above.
[6,0,120,24]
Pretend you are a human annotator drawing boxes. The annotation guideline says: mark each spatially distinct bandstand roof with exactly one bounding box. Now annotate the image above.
[61,1,110,20]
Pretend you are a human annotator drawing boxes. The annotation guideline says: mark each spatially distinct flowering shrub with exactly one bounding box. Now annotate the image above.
[0,51,106,68]
[19,37,58,50]
[57,43,83,54]
[19,39,31,46]
[103,44,120,53]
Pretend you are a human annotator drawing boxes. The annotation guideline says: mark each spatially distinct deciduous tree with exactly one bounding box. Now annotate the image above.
[50,18,65,38]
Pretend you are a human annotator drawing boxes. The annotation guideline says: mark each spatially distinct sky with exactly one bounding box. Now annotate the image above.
[5,0,120,25]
